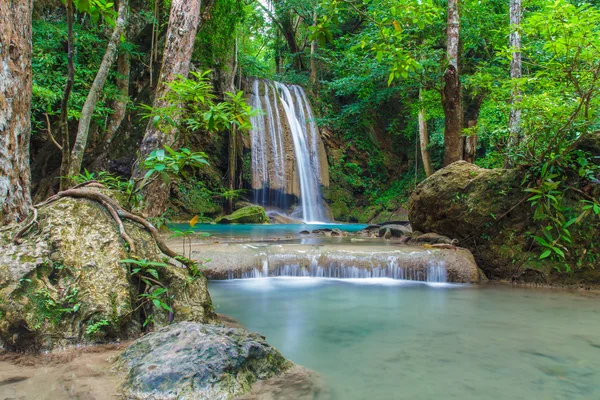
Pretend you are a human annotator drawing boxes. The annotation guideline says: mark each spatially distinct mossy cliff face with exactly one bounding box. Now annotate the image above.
[0,193,217,351]
[408,160,600,286]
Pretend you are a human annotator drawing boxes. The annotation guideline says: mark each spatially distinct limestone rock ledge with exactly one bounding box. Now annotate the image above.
[195,243,485,284]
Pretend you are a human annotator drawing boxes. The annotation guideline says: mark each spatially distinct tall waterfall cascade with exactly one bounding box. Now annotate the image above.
[248,79,329,223]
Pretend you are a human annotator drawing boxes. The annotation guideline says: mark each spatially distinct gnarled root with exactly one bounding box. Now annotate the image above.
[12,181,188,267]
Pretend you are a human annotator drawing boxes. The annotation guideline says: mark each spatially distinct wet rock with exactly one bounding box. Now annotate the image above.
[413,233,455,245]
[269,212,302,224]
[330,228,347,237]
[378,224,412,238]
[379,220,411,227]
[0,192,217,351]
[216,206,269,224]
[118,322,294,400]
[357,224,380,236]
[299,230,311,235]
[311,228,332,235]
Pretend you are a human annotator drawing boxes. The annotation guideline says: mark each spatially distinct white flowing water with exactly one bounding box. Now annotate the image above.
[249,80,326,223]
[250,80,269,206]
[228,257,448,283]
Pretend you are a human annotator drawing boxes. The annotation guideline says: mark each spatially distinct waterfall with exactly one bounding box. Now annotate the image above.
[225,258,448,283]
[249,79,328,223]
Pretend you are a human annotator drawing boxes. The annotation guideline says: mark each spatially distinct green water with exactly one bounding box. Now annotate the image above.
[209,278,600,400]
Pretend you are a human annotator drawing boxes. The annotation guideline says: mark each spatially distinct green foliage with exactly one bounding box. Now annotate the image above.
[120,258,173,327]
[85,319,110,336]
[32,287,81,326]
[143,146,209,185]
[141,70,256,138]
[524,149,600,270]
[72,0,117,24]
[31,18,138,134]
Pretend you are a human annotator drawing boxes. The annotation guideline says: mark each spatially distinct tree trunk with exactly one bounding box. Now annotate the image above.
[505,0,522,168]
[67,0,129,181]
[90,51,131,171]
[0,0,33,225]
[310,9,318,86]
[463,121,477,163]
[226,38,239,214]
[442,0,463,166]
[59,0,75,191]
[462,92,484,163]
[418,89,433,177]
[133,0,205,217]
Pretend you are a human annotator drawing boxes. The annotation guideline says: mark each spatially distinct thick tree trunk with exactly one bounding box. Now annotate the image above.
[418,89,433,177]
[0,0,33,225]
[59,0,75,191]
[134,0,205,217]
[443,65,463,166]
[505,0,522,168]
[442,0,463,166]
[67,0,129,180]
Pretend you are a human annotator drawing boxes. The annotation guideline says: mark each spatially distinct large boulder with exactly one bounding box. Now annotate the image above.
[118,322,325,400]
[216,206,269,224]
[408,159,600,285]
[0,191,217,351]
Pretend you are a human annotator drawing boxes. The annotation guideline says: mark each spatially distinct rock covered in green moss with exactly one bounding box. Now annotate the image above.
[0,192,217,351]
[170,179,222,219]
[407,160,600,285]
[118,322,293,400]
[215,206,269,224]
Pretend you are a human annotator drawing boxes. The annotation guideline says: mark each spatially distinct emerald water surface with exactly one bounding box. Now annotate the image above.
[170,223,367,240]
[209,278,600,400]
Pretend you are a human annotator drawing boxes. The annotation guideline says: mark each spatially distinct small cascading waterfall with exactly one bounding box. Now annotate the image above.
[249,79,327,223]
[226,256,448,283]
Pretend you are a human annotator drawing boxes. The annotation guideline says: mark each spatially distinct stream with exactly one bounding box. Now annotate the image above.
[210,278,600,400]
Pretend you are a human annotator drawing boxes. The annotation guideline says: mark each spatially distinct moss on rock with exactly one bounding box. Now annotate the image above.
[0,191,217,351]
[408,160,600,286]
[215,206,269,224]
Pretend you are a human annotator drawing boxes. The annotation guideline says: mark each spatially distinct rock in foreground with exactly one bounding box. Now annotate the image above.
[118,322,326,400]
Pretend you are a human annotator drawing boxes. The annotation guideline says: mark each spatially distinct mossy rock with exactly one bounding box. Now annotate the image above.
[407,160,600,285]
[215,206,269,224]
[0,191,217,351]
[329,201,350,222]
[169,180,222,219]
[118,322,293,399]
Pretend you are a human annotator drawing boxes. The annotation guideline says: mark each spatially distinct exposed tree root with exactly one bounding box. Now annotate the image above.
[12,181,191,267]
[13,208,38,245]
